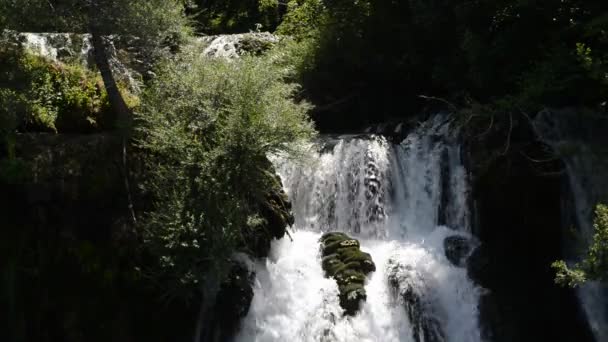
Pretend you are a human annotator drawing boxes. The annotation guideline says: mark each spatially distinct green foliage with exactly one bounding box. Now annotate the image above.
[517,45,608,111]
[0,45,118,133]
[187,0,283,34]
[275,0,608,129]
[276,0,326,39]
[553,204,608,287]
[136,47,315,300]
[1,0,192,69]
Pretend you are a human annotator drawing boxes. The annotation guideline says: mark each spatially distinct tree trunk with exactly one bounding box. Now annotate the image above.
[90,31,132,134]
[91,30,137,223]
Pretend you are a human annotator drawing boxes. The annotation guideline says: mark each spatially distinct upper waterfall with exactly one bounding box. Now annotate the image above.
[236,114,482,342]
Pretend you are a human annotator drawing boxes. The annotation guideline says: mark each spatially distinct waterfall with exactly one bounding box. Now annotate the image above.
[534,109,608,341]
[236,115,482,342]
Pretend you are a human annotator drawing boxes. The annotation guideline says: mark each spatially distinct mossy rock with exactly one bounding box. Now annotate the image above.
[318,231,375,316]
[334,269,366,286]
[338,283,367,316]
[322,253,342,270]
[322,239,360,256]
[320,232,349,244]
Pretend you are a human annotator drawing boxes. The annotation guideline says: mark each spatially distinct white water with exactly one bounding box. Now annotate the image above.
[198,32,278,59]
[7,31,141,92]
[535,110,608,341]
[236,115,482,342]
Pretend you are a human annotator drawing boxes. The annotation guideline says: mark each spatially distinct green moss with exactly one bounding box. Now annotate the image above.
[319,232,376,315]
[334,269,366,286]
[322,239,360,256]
[338,282,365,295]
[320,232,349,244]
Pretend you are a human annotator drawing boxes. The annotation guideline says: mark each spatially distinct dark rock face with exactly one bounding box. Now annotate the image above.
[245,172,295,258]
[465,115,595,342]
[443,235,471,267]
[387,260,444,342]
[206,261,255,342]
[319,232,376,315]
[1,133,198,342]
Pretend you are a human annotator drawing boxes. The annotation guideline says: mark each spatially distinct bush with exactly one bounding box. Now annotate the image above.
[553,203,608,287]
[276,0,326,39]
[136,47,315,300]
[0,40,137,134]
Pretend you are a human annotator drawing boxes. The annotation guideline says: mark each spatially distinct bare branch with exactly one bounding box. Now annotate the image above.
[501,112,513,155]
[520,150,559,163]
[475,114,494,139]
[418,95,458,111]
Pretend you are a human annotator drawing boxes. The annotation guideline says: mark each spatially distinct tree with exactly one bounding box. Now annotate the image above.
[186,0,286,34]
[135,45,315,336]
[277,0,607,130]
[553,204,608,287]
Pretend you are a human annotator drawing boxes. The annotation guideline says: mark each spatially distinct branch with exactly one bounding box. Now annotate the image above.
[501,112,513,155]
[285,229,294,242]
[520,150,559,163]
[45,0,55,11]
[475,114,494,139]
[418,95,458,111]
[316,91,359,111]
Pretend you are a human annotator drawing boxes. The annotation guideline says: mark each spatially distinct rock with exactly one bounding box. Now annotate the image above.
[6,31,141,92]
[319,232,375,316]
[466,245,493,287]
[339,283,367,316]
[387,260,444,342]
[443,235,471,267]
[199,32,279,59]
[207,260,255,341]
[244,166,295,258]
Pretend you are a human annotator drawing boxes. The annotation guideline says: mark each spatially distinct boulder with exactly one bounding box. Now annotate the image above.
[319,232,375,315]
[443,235,472,267]
[206,261,255,341]
[199,32,279,59]
[387,260,444,342]
[244,168,295,258]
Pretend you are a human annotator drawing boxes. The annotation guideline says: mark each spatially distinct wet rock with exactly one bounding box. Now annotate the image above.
[207,260,255,341]
[443,235,471,267]
[466,245,493,288]
[319,232,375,316]
[244,167,295,258]
[387,260,444,342]
[199,32,279,59]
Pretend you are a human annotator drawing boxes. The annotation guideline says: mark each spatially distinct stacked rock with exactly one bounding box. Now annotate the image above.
[319,232,376,315]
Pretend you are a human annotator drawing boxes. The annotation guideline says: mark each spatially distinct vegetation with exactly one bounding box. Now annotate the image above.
[1,0,191,134]
[185,0,285,34]
[553,204,608,287]
[135,46,314,300]
[2,0,608,340]
[272,0,608,129]
[0,45,115,134]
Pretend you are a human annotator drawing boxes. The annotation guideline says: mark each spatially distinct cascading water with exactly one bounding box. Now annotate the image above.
[534,109,608,342]
[236,115,482,342]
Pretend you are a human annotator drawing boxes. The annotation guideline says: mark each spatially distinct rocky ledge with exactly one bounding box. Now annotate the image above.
[319,232,376,315]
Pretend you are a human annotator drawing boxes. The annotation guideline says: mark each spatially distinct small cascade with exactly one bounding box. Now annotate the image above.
[198,32,279,59]
[4,31,141,92]
[236,115,482,342]
[534,109,608,341]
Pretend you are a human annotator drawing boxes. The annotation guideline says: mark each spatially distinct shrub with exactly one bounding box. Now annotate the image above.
[0,41,136,134]
[136,47,315,300]
[553,203,608,287]
[276,0,326,39]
